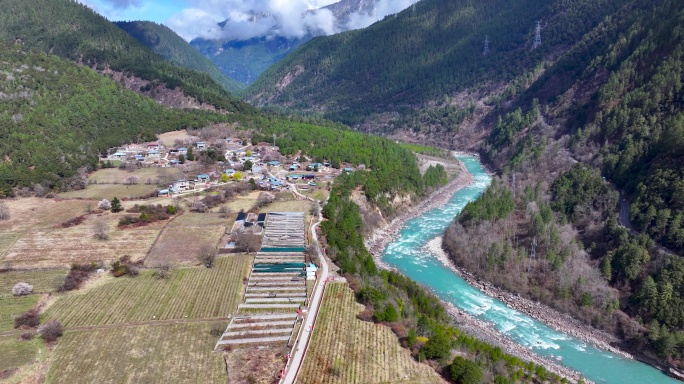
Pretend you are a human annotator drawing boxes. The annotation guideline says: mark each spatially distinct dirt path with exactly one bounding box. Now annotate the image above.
[1,316,230,336]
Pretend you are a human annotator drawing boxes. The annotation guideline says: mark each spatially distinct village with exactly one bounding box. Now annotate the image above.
[104,134,357,196]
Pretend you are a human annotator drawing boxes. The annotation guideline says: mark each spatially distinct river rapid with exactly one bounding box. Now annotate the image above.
[379,154,677,384]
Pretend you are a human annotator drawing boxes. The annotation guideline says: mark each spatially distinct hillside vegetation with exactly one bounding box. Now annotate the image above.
[0,42,222,196]
[444,0,684,370]
[245,0,629,129]
[114,21,245,93]
[0,0,249,111]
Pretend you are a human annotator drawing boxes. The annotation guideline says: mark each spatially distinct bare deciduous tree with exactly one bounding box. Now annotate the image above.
[93,221,109,240]
[236,234,262,254]
[123,175,140,185]
[198,246,217,268]
[0,202,9,220]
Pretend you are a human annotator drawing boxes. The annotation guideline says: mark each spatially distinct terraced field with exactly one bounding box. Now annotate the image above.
[297,283,445,384]
[45,323,225,384]
[44,255,252,327]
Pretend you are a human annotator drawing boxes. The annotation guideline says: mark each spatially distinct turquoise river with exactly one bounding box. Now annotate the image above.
[380,155,678,384]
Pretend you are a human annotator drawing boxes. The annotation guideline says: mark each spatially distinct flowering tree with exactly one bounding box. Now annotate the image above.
[97,199,111,210]
[12,282,33,296]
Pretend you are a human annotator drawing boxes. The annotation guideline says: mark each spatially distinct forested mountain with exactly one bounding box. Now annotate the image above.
[191,36,306,85]
[438,0,684,370]
[244,0,629,129]
[114,21,245,93]
[0,42,224,196]
[0,0,248,111]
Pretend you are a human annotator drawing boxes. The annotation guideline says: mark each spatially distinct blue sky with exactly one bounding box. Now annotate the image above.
[83,0,187,24]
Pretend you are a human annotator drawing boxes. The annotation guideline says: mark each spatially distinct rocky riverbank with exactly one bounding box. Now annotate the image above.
[424,236,632,361]
[365,156,474,262]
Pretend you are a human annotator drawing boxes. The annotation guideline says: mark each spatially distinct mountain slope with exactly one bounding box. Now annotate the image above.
[441,0,684,370]
[0,0,248,112]
[114,21,245,93]
[191,36,306,85]
[0,41,218,196]
[245,0,629,127]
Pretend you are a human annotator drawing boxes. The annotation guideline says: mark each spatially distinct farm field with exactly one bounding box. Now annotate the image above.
[45,322,226,384]
[145,212,228,265]
[297,283,445,384]
[300,188,330,202]
[0,198,92,233]
[0,270,67,293]
[2,216,165,269]
[59,183,158,200]
[0,336,44,373]
[44,255,252,327]
[86,167,183,185]
[156,129,197,147]
[0,294,38,332]
[226,191,260,212]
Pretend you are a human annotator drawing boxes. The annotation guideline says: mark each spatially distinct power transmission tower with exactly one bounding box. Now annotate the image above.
[532,21,542,49]
[273,133,276,147]
[483,35,490,55]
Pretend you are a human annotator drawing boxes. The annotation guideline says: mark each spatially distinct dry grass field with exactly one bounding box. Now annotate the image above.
[58,184,158,200]
[0,294,39,332]
[45,322,225,384]
[298,283,445,384]
[0,270,67,294]
[0,198,92,233]
[224,346,289,384]
[3,215,165,269]
[156,129,197,147]
[86,167,183,185]
[226,191,260,212]
[44,255,252,327]
[0,233,20,260]
[145,212,228,266]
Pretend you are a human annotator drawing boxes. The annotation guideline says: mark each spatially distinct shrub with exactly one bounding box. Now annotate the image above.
[14,309,40,329]
[20,331,35,340]
[210,323,224,337]
[58,263,101,291]
[97,199,111,210]
[110,255,142,277]
[118,204,173,226]
[61,215,86,228]
[12,282,33,296]
[153,262,171,279]
[38,320,63,342]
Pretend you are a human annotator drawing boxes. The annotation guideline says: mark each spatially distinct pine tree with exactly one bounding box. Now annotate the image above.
[111,197,123,213]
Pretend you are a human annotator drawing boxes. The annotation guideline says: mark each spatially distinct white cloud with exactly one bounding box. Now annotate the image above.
[166,0,418,42]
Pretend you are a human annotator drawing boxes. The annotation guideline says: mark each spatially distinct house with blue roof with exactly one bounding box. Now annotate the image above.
[196,174,209,182]
[307,163,323,170]
[267,160,281,166]
[344,167,354,173]
[178,147,188,155]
